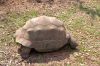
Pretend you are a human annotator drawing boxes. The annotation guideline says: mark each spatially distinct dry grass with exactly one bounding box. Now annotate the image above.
[0,0,100,66]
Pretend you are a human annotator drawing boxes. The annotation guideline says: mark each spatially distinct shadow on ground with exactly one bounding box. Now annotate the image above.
[18,44,79,64]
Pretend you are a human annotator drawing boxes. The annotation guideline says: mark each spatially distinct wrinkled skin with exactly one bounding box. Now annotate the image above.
[15,16,78,59]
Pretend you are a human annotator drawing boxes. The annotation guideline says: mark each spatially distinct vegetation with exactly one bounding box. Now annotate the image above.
[0,0,100,66]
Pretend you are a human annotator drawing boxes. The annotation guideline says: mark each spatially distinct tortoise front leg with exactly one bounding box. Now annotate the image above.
[19,45,31,59]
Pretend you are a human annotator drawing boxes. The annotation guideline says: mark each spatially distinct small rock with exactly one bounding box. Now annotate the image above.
[73,52,79,57]
[80,63,85,66]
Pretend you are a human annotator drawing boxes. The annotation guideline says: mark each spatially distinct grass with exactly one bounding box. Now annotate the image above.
[0,10,38,45]
[7,10,38,28]
[57,6,77,21]
[0,0,100,66]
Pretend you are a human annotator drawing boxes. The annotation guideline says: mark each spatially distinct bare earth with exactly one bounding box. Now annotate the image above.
[0,0,100,66]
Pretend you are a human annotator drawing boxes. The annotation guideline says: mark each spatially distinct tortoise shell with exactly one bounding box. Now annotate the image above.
[15,16,68,52]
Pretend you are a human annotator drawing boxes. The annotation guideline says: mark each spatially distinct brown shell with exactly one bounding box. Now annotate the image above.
[15,16,68,52]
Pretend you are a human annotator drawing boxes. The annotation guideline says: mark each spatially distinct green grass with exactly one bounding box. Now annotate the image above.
[76,0,100,19]
[7,10,38,28]
[0,0,100,66]
[0,10,38,46]
[57,6,77,22]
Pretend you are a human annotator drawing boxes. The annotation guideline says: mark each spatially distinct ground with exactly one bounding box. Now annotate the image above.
[0,0,100,66]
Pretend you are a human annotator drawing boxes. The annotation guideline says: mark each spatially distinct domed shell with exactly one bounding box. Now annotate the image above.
[15,16,67,52]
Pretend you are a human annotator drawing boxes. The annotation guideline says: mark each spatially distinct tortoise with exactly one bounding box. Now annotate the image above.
[15,16,78,59]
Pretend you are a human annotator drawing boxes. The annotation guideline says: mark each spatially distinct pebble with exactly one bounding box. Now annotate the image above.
[80,63,85,66]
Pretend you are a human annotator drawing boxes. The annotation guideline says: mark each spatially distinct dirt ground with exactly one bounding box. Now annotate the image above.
[0,0,100,66]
